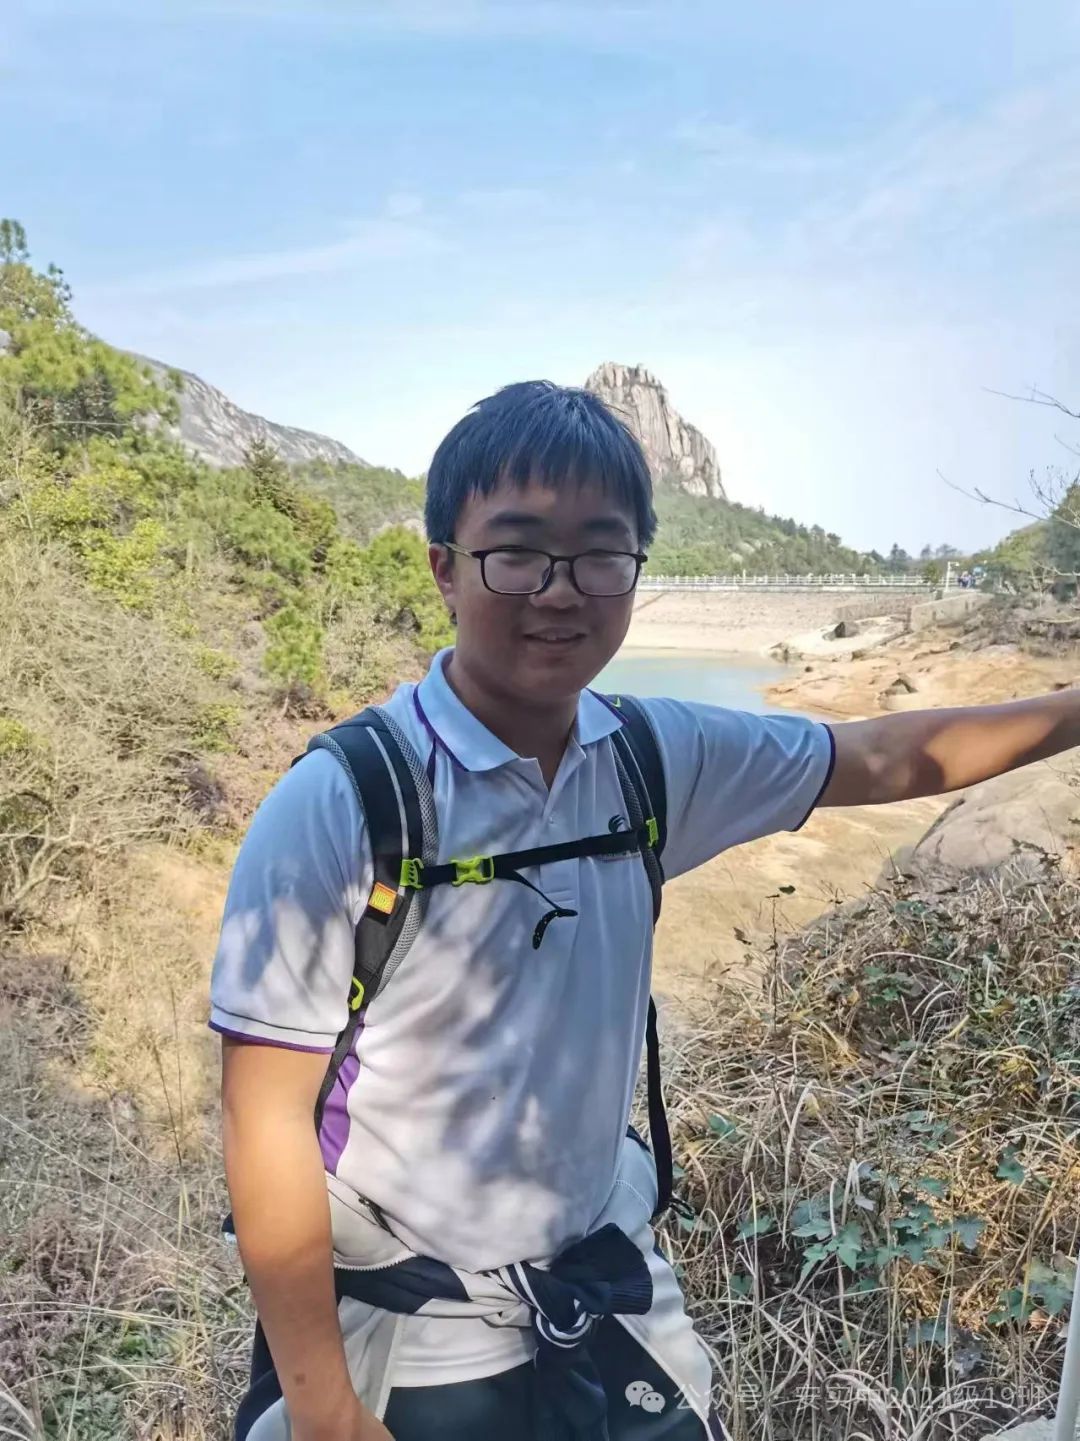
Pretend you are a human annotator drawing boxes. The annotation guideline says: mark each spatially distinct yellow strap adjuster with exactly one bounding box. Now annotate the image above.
[646,817,659,848]
[349,977,366,1012]
[400,858,425,889]
[451,855,495,886]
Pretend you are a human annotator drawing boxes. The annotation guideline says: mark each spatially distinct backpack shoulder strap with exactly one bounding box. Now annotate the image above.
[604,693,679,1222]
[606,692,667,918]
[611,693,667,857]
[298,704,437,1132]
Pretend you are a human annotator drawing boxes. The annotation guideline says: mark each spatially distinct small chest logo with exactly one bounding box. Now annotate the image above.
[608,814,628,833]
[625,1380,666,1414]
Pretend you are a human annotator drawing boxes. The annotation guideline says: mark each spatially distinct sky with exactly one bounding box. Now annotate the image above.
[2,0,1079,555]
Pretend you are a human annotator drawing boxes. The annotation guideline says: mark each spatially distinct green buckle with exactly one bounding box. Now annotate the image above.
[451,855,495,886]
[646,817,659,848]
[349,977,366,1012]
[400,858,425,889]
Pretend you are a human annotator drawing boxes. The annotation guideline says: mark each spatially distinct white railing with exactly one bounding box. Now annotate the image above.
[639,573,928,591]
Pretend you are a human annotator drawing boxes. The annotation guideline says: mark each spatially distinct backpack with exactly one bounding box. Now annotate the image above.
[299,692,681,1222]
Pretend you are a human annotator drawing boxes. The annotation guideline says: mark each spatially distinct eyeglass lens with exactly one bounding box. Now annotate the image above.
[482,549,639,596]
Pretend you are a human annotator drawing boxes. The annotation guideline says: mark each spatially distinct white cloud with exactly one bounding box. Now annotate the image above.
[93,210,445,298]
[678,75,1080,272]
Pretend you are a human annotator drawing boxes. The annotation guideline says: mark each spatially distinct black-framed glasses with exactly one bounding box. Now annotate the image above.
[444,543,647,597]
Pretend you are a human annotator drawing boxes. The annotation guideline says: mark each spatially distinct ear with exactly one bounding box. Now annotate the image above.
[429,542,456,617]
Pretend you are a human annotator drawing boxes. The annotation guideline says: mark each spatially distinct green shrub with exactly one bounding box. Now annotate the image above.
[353,526,453,654]
[264,601,324,694]
[192,701,242,752]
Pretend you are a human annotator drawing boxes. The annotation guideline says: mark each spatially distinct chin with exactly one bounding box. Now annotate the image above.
[509,648,611,702]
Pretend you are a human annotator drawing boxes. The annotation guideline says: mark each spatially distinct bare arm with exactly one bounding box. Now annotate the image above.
[222,1038,390,1441]
[823,689,1080,807]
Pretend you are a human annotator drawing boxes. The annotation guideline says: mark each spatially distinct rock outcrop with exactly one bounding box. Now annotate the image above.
[135,354,365,470]
[894,751,1080,886]
[584,362,725,500]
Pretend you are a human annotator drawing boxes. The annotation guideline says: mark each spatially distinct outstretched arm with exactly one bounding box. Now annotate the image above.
[823,690,1080,807]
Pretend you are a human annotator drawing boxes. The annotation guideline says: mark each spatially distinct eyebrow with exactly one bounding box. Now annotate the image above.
[485,511,635,540]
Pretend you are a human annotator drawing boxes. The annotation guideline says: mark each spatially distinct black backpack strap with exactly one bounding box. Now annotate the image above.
[299,705,437,1134]
[607,692,668,874]
[605,694,681,1223]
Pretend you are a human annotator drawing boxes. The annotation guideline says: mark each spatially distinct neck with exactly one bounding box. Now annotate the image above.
[445,652,578,786]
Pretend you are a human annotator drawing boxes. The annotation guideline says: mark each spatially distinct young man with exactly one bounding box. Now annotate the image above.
[212,381,1080,1441]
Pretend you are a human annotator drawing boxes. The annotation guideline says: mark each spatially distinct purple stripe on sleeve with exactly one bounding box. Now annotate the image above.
[209,1022,334,1055]
[793,724,836,831]
[413,687,464,769]
[318,1036,364,1175]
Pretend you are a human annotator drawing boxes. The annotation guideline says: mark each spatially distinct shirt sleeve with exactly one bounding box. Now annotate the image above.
[640,699,835,880]
[209,748,370,1052]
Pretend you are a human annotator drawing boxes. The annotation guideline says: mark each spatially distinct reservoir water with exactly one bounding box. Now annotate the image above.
[596,650,792,714]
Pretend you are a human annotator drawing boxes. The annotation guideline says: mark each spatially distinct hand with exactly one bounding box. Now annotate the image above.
[293,1393,394,1441]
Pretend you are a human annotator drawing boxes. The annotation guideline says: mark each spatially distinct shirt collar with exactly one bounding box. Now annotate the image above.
[414,648,625,773]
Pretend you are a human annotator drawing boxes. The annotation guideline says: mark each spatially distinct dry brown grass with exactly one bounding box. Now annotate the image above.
[0,530,213,928]
[0,951,249,1441]
[658,855,1080,1440]
[7,852,1080,1438]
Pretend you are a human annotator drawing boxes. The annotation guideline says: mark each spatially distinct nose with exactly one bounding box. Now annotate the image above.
[531,558,585,607]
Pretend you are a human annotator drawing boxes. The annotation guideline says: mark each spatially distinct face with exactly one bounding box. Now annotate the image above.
[429,476,640,708]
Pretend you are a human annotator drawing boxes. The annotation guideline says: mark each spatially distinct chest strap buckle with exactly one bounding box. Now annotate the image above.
[451,855,495,885]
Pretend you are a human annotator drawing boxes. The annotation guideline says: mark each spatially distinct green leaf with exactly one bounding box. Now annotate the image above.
[802,1243,830,1265]
[915,1177,947,1198]
[708,1114,737,1139]
[1040,1282,1073,1317]
[728,1274,753,1298]
[836,1239,861,1269]
[902,1239,927,1263]
[997,1147,1027,1185]
[737,1213,775,1240]
[678,1213,698,1234]
[792,1219,833,1239]
[951,1216,985,1249]
[925,1225,952,1248]
[671,1161,686,1180]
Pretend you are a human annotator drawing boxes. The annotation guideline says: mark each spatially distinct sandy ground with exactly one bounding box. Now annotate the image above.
[647,607,1080,1012]
[652,792,946,1013]
[766,630,1075,718]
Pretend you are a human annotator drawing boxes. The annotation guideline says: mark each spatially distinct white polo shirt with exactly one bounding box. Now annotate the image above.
[211,646,831,1270]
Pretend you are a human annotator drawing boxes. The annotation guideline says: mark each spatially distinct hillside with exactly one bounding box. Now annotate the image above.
[119,341,873,574]
[649,487,871,574]
[6,221,1080,1439]
[136,354,367,470]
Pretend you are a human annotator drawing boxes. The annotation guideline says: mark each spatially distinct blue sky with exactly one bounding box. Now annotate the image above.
[3,0,1078,553]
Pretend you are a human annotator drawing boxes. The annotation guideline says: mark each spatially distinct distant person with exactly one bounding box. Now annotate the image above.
[211,381,1080,1440]
[959,569,973,589]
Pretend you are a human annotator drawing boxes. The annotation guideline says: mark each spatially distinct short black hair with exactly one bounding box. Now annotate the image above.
[424,380,657,547]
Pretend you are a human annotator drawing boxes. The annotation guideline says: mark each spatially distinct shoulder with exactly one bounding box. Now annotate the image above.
[633,695,830,789]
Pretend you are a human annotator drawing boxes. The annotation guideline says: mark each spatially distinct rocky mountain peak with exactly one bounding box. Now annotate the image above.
[584,361,725,501]
[135,354,366,470]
